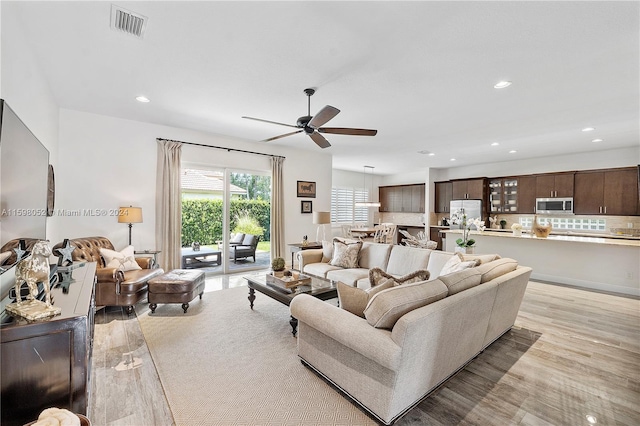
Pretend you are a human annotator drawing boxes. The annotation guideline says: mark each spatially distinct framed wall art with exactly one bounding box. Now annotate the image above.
[297,181,316,198]
[301,200,312,214]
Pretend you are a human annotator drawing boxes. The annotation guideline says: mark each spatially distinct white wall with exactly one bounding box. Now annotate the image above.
[55,109,331,256]
[1,2,60,241]
[430,147,640,182]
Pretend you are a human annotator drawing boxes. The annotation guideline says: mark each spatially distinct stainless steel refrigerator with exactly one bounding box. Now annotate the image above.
[449,199,482,229]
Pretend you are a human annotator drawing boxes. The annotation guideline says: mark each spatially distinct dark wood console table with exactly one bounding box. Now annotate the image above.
[0,262,96,426]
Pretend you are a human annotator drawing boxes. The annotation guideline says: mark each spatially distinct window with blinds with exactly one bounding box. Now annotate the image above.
[331,187,369,223]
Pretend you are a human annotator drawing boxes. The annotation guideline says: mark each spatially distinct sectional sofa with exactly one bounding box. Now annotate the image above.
[291,241,532,424]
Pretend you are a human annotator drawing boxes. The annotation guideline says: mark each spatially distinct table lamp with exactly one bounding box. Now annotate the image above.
[118,206,143,245]
[313,211,331,243]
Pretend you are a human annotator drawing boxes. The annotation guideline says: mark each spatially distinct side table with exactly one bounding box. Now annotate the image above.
[288,242,323,271]
[134,250,161,264]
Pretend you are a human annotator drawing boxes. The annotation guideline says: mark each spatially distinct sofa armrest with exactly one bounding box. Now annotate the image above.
[96,267,124,283]
[297,249,323,270]
[135,257,155,269]
[290,294,402,371]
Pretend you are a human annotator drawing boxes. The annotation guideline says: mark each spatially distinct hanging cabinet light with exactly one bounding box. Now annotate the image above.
[355,165,381,207]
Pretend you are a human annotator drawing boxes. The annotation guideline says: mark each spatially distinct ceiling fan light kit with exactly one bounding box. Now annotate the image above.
[242,88,377,149]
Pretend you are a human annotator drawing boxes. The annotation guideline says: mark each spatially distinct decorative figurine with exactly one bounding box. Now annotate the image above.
[192,242,201,251]
[54,238,75,266]
[302,235,308,247]
[6,240,61,320]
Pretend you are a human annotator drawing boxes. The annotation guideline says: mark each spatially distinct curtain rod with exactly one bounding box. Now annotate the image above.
[156,138,286,159]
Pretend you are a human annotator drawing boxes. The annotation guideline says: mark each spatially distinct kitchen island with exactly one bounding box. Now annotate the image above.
[443,229,640,296]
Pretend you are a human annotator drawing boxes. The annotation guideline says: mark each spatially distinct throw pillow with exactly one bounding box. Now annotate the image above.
[369,267,430,287]
[438,268,482,295]
[439,253,480,276]
[321,240,333,263]
[99,245,141,271]
[364,279,449,329]
[330,238,362,268]
[230,233,244,244]
[337,278,395,318]
[476,258,518,283]
[241,234,256,246]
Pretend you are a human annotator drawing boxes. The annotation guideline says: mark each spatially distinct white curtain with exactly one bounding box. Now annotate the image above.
[155,140,182,271]
[271,156,285,260]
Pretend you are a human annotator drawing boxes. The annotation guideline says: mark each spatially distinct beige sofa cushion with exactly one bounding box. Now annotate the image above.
[330,239,363,268]
[326,268,370,287]
[358,242,393,270]
[337,278,396,318]
[476,258,519,283]
[303,262,342,278]
[439,268,483,295]
[385,245,431,276]
[459,253,501,264]
[364,279,448,329]
[426,251,455,277]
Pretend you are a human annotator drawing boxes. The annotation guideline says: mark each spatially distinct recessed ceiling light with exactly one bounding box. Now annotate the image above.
[136,96,150,103]
[494,81,512,89]
[582,127,595,132]
[592,138,603,143]
[428,152,435,156]
[450,158,456,162]
[491,142,500,146]
[509,150,517,154]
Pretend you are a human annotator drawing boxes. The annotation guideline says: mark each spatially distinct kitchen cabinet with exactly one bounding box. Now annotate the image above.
[379,184,425,213]
[452,178,485,200]
[435,181,452,213]
[488,178,519,213]
[574,168,638,216]
[429,227,445,250]
[536,173,574,198]
[517,176,537,214]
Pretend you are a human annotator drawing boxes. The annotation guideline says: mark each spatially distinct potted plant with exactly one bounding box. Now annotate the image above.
[271,257,286,277]
[451,211,476,254]
[499,219,507,229]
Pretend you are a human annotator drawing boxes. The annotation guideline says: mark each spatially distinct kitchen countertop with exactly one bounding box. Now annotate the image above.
[441,229,640,247]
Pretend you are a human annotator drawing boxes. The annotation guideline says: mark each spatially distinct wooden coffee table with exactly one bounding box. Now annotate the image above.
[244,273,337,336]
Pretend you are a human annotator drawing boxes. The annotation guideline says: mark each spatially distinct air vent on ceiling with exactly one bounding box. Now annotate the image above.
[110,5,147,38]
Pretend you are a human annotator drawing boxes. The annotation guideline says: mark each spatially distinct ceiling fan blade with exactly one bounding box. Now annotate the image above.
[317,127,378,136]
[262,130,303,142]
[308,105,340,128]
[242,116,298,128]
[309,132,331,149]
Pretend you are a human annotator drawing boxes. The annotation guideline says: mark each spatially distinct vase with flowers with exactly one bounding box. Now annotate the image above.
[511,223,523,237]
[451,211,478,254]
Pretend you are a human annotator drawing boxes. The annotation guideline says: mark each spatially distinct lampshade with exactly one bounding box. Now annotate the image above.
[118,206,143,224]
[313,211,331,225]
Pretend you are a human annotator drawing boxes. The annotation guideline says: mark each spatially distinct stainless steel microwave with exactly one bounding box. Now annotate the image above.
[536,197,573,214]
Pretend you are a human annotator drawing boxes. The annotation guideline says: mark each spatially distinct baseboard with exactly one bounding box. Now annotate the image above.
[530,273,640,297]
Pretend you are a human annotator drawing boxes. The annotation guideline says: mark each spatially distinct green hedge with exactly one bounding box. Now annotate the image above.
[181,199,271,247]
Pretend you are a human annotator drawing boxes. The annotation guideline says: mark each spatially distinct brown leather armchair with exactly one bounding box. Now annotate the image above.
[52,236,164,315]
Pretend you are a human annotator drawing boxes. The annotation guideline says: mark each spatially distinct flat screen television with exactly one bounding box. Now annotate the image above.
[0,99,50,299]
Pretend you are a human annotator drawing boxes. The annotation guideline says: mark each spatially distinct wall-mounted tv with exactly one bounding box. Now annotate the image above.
[0,99,50,297]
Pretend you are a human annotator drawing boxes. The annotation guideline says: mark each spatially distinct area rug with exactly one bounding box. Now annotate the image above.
[137,286,375,425]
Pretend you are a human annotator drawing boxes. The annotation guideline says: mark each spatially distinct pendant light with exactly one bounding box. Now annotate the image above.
[355,166,381,207]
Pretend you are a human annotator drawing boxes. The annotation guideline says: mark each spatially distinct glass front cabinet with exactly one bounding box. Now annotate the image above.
[488,178,518,213]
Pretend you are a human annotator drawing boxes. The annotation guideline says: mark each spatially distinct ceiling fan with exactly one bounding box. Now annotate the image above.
[242,88,377,149]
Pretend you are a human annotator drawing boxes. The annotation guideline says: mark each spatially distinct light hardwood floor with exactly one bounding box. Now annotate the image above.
[89,276,640,425]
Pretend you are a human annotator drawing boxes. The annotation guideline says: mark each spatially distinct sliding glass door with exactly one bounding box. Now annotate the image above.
[181,166,271,275]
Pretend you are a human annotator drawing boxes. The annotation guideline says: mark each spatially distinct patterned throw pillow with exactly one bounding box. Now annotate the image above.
[369,267,430,287]
[99,245,141,272]
[330,238,362,268]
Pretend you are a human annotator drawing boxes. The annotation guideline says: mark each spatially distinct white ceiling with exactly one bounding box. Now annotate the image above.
[7,1,639,175]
